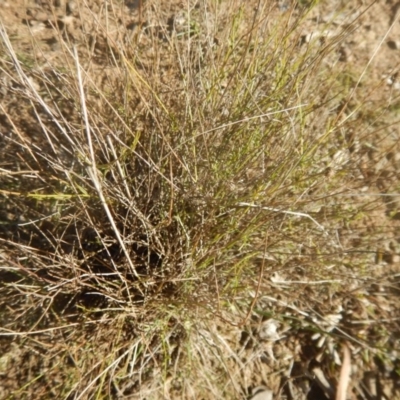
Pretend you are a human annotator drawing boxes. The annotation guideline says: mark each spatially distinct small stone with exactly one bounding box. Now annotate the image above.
[251,386,274,400]
[30,21,46,34]
[33,11,49,22]
[60,15,74,26]
[258,319,280,341]
[67,0,76,14]
[387,40,400,50]
[174,14,186,27]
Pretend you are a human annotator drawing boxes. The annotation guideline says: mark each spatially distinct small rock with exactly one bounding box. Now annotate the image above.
[251,386,273,400]
[33,11,49,22]
[67,0,76,14]
[174,14,186,27]
[258,319,280,341]
[60,15,74,26]
[387,40,400,50]
[30,21,46,34]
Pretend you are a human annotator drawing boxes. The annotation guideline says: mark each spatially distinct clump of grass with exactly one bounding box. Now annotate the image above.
[1,0,399,398]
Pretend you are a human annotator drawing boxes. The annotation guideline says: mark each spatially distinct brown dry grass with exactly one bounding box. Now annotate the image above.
[0,0,400,399]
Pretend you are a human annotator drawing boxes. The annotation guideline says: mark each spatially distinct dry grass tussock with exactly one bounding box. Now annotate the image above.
[0,0,400,398]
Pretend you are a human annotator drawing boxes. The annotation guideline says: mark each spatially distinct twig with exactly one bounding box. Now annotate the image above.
[336,343,351,400]
[236,202,326,232]
[73,46,144,287]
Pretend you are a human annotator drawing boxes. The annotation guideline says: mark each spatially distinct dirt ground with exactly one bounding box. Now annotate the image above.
[1,0,400,399]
